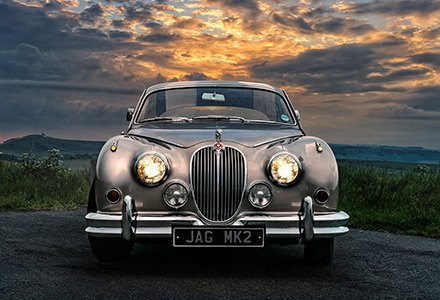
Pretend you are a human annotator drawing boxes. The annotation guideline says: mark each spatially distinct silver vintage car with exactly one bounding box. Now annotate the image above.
[85,81,349,265]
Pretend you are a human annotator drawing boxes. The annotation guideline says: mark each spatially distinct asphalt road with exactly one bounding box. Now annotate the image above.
[1,209,439,300]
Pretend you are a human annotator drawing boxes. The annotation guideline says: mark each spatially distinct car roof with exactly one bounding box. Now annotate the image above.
[146,81,284,95]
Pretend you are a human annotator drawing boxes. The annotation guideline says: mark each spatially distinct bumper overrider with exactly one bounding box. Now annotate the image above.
[85,196,349,243]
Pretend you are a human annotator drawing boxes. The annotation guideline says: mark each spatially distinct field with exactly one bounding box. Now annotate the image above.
[0,157,439,238]
[0,160,89,210]
[338,163,440,238]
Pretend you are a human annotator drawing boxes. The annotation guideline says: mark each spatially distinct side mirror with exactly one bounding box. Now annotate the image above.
[126,108,135,122]
[294,109,301,122]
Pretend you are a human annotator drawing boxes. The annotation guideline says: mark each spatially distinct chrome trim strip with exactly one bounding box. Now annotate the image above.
[145,81,284,95]
[314,227,349,237]
[253,135,301,148]
[86,227,122,236]
[85,212,349,225]
[128,133,184,148]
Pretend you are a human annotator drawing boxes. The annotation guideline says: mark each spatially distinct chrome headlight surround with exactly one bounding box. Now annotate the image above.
[134,152,169,186]
[267,152,302,187]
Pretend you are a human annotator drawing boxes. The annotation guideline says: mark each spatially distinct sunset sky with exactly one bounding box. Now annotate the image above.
[1,0,440,149]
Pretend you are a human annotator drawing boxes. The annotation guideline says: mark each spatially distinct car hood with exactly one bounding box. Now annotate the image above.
[128,123,303,148]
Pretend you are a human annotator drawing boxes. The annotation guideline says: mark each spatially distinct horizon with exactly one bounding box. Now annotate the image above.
[1,132,439,152]
[1,0,440,149]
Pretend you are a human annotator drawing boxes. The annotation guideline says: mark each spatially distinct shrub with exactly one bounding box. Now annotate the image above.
[0,150,89,210]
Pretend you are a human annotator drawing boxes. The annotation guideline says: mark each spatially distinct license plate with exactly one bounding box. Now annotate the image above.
[173,227,265,247]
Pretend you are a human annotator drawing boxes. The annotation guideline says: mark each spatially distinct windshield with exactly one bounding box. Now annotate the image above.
[136,87,294,124]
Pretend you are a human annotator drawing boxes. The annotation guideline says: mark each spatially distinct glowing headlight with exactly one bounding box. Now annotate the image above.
[248,183,272,208]
[163,183,188,208]
[135,153,169,185]
[268,153,302,186]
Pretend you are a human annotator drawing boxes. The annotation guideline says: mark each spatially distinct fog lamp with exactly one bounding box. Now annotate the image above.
[248,183,272,208]
[163,183,188,208]
[268,153,302,186]
[135,153,169,186]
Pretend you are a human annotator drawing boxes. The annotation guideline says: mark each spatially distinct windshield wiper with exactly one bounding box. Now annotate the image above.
[190,115,248,123]
[139,117,190,123]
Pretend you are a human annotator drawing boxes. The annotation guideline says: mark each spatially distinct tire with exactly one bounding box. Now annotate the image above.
[304,238,334,265]
[88,236,134,262]
[87,179,97,214]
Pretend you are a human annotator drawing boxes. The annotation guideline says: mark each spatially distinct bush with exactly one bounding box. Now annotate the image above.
[0,150,89,210]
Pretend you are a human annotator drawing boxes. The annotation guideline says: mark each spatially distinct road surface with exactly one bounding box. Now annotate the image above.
[0,209,439,299]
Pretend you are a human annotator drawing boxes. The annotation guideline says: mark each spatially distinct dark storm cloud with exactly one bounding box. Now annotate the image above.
[411,53,440,67]
[131,50,174,68]
[0,1,125,52]
[0,43,67,81]
[313,17,375,35]
[137,33,181,43]
[272,13,313,33]
[183,72,210,81]
[205,0,261,15]
[109,30,133,40]
[337,0,440,15]
[80,3,106,24]
[272,12,374,36]
[405,86,440,112]
[370,105,440,120]
[420,27,440,40]
[0,1,78,50]
[251,43,415,94]
[0,80,140,95]
[0,95,127,130]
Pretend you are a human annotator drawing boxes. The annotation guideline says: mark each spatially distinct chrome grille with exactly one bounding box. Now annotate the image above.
[191,146,246,222]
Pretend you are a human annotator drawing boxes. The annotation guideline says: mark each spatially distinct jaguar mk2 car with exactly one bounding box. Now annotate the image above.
[85,81,349,265]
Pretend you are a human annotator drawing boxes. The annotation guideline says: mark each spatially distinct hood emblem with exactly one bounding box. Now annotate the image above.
[214,129,224,151]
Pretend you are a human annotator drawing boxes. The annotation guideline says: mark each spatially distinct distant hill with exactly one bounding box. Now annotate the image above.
[329,144,440,165]
[1,134,440,164]
[0,134,105,160]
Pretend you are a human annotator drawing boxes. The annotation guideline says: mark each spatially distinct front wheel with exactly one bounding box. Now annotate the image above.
[88,236,134,262]
[304,238,334,265]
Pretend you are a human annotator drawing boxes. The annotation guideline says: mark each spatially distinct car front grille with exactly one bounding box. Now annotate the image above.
[190,146,246,222]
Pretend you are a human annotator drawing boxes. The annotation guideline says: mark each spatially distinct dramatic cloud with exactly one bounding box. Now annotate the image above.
[1,0,440,149]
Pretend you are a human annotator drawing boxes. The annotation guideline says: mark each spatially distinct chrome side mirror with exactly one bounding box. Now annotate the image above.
[294,109,301,122]
[126,107,135,121]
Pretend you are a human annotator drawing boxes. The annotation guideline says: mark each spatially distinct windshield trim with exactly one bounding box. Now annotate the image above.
[133,86,297,127]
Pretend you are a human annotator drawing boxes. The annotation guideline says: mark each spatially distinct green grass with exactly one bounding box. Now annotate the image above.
[0,160,89,211]
[338,165,440,238]
[1,158,439,238]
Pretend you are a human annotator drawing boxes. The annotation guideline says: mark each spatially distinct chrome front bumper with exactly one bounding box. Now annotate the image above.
[85,196,349,242]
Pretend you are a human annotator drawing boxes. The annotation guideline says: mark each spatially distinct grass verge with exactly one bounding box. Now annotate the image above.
[0,160,89,210]
[338,165,440,238]
[1,158,439,238]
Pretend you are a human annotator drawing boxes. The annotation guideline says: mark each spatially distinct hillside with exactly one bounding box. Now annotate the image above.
[0,134,104,160]
[1,134,440,165]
